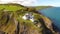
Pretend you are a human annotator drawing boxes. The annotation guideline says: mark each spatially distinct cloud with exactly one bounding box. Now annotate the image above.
[0,0,37,6]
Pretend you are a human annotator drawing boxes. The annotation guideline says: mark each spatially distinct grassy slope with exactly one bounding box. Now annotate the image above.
[0,4,24,11]
[35,6,52,10]
[0,4,24,33]
[0,4,53,34]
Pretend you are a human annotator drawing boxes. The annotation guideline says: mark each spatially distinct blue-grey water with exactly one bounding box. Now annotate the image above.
[39,7,60,29]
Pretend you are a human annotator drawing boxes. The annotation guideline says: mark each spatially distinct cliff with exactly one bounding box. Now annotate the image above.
[0,4,59,34]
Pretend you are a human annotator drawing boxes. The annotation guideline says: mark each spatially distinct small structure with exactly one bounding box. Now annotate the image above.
[22,12,34,22]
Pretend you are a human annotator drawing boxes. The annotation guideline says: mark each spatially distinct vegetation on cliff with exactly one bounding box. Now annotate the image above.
[0,4,59,34]
[35,6,52,10]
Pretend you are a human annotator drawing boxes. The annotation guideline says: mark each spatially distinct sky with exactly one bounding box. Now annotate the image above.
[0,0,60,7]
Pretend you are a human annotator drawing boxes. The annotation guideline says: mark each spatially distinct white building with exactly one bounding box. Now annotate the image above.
[22,13,34,22]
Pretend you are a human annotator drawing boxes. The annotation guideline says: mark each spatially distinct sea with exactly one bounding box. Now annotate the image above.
[39,7,60,29]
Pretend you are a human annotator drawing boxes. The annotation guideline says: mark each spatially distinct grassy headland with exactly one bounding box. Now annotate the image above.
[0,4,58,34]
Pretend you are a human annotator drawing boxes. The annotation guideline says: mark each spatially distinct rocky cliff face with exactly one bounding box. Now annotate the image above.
[0,4,59,34]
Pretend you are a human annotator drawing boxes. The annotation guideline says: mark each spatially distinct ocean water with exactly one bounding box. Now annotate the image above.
[39,7,60,29]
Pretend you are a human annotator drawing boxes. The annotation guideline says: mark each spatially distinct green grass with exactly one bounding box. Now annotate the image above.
[0,4,23,11]
[0,4,50,34]
[35,6,52,10]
